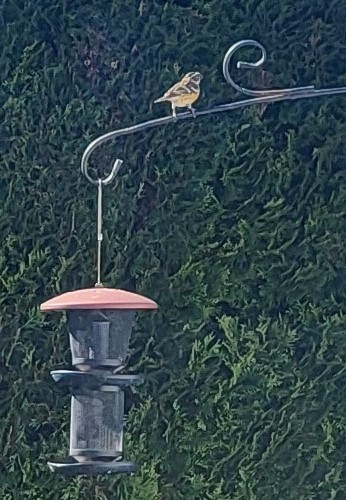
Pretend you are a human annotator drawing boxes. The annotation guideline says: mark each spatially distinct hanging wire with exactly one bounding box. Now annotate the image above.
[96,179,103,287]
[83,162,122,287]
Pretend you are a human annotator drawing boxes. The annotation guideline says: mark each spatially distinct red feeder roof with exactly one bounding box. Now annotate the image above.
[40,287,158,311]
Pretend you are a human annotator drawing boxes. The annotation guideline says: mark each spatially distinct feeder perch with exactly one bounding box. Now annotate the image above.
[41,287,157,476]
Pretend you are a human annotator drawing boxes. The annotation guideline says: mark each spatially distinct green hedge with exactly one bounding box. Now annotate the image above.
[0,0,346,498]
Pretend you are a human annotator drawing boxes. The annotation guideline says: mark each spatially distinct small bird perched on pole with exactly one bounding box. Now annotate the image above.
[154,72,203,119]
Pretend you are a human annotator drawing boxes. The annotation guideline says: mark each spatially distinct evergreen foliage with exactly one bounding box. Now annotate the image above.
[1,0,346,498]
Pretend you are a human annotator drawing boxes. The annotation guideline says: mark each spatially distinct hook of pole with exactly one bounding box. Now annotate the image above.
[81,158,123,186]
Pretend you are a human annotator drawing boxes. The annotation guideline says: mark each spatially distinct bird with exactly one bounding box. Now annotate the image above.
[154,71,203,119]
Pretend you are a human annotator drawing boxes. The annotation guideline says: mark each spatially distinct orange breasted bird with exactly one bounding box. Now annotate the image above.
[154,72,203,118]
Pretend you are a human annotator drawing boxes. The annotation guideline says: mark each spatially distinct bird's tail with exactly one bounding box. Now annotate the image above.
[154,96,166,103]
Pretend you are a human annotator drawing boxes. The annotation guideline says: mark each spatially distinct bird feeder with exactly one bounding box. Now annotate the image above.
[41,287,157,475]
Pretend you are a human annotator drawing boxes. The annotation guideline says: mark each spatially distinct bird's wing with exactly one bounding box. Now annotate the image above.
[163,79,193,99]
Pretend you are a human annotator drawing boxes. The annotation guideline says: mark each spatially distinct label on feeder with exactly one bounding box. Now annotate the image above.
[92,321,110,361]
[73,330,87,359]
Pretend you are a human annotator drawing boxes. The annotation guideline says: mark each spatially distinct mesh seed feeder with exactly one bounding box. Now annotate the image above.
[40,158,158,475]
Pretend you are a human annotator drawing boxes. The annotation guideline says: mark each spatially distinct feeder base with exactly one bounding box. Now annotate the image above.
[47,459,138,476]
[51,370,144,388]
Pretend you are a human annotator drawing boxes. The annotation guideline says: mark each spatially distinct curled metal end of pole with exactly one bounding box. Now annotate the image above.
[222,39,315,97]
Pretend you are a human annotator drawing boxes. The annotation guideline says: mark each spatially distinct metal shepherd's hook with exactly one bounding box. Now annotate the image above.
[81,39,346,286]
